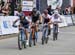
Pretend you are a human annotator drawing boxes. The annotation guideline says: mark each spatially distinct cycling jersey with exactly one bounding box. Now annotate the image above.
[51,13,61,24]
[20,17,29,28]
[32,11,41,23]
[42,14,51,24]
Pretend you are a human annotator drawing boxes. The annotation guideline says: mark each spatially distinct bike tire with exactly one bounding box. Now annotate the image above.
[45,37,49,44]
[23,41,26,48]
[29,40,32,47]
[18,32,23,50]
[33,34,36,46]
[33,39,36,46]
[42,37,44,45]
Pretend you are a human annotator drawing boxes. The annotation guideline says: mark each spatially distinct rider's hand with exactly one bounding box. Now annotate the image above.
[39,22,42,24]
[36,20,39,24]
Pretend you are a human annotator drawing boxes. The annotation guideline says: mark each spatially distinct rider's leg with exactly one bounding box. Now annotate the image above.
[35,24,38,42]
[24,29,29,45]
[48,24,51,36]
[32,28,35,39]
[35,31,38,42]
[32,28,36,46]
[42,26,48,44]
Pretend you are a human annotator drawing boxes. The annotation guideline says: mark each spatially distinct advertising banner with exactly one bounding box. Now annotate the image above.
[64,15,73,26]
[0,16,19,35]
[47,0,63,9]
[22,6,33,11]
[22,0,33,11]
[22,0,34,16]
[58,15,68,27]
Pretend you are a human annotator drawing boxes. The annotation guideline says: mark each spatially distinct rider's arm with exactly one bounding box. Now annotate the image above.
[39,14,43,24]
[13,19,20,24]
[48,15,52,24]
[58,14,63,23]
[48,18,52,24]
[37,11,43,24]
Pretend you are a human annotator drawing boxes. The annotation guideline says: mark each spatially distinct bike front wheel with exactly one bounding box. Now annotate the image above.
[18,32,23,50]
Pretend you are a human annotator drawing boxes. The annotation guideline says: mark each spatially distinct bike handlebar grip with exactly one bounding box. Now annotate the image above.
[39,22,42,24]
[12,24,17,28]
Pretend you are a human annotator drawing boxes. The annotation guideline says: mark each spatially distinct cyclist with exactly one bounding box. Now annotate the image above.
[42,9,52,44]
[51,10,62,41]
[29,8,42,47]
[30,8,42,41]
[13,12,31,45]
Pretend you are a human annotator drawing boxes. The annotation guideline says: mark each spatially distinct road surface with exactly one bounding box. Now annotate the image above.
[0,26,75,55]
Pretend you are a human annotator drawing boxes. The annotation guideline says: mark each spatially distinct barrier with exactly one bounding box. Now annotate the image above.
[64,15,73,26]
[59,15,68,27]
[0,16,19,35]
[0,15,73,35]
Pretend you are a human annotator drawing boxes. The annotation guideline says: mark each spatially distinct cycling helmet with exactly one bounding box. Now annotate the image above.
[44,9,48,14]
[32,8,37,13]
[54,10,59,14]
[18,12,25,17]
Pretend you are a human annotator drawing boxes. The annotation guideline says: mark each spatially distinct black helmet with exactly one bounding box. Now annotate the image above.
[32,8,37,13]
[18,12,25,17]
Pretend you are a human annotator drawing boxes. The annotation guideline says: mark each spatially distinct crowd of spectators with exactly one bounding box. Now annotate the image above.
[63,5,72,15]
[0,0,20,16]
[0,0,73,16]
[0,1,11,16]
[46,5,72,16]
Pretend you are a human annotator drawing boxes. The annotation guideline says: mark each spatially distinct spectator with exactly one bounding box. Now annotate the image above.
[0,4,4,16]
[47,5,54,15]
[1,0,5,7]
[0,4,2,13]
[56,6,61,14]
[63,5,72,15]
[64,8,69,15]
[2,2,11,16]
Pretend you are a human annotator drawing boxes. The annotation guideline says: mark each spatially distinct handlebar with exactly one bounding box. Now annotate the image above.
[52,21,62,24]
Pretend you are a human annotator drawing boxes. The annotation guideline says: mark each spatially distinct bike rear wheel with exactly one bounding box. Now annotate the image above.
[45,37,49,44]
[42,36,45,45]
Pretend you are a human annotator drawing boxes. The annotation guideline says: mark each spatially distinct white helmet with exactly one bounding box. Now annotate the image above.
[54,10,59,14]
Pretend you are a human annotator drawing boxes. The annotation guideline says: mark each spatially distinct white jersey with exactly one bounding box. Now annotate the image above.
[51,13,62,23]
[42,14,51,24]
[42,14,51,19]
